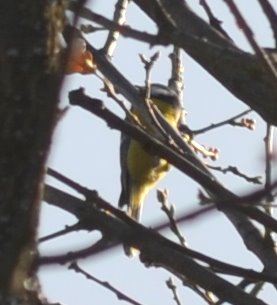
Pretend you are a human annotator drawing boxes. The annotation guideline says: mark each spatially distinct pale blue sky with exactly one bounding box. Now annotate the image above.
[39,1,277,304]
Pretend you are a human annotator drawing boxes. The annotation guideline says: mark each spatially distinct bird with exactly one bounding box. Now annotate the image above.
[118,84,182,224]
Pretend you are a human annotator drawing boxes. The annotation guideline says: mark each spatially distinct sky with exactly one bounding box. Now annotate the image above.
[39,1,277,305]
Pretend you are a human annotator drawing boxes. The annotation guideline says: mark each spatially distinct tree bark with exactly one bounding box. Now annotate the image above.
[0,1,65,302]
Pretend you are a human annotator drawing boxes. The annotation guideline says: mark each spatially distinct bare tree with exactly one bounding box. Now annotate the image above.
[1,1,277,305]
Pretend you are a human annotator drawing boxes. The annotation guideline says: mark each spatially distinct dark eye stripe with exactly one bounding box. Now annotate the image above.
[137,84,181,109]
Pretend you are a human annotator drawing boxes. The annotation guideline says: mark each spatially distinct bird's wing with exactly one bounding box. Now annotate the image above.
[118,132,131,208]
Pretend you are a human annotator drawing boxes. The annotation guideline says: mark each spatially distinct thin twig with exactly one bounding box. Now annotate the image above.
[80,24,106,34]
[140,51,161,98]
[95,72,136,121]
[39,222,82,243]
[199,0,233,41]
[157,189,186,247]
[223,0,277,81]
[166,277,183,305]
[169,47,184,106]
[155,192,277,233]
[192,109,252,135]
[69,262,147,305]
[68,2,156,44]
[39,235,118,265]
[168,46,188,150]
[188,140,220,161]
[208,164,262,185]
[257,0,277,47]
[139,52,171,140]
[264,124,275,242]
[264,125,275,202]
[103,0,130,58]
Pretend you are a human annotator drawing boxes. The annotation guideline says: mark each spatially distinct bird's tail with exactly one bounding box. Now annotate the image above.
[128,184,147,222]
[124,202,142,256]
[127,203,142,222]
[124,187,146,256]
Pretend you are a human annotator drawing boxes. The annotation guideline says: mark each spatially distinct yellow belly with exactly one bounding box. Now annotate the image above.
[127,140,170,192]
[127,97,180,209]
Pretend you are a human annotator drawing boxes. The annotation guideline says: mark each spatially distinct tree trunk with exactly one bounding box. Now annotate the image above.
[0,1,65,302]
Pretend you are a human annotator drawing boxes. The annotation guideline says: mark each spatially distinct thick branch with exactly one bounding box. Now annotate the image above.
[257,0,277,47]
[43,185,269,305]
[69,89,277,277]
[72,2,277,124]
[132,0,277,125]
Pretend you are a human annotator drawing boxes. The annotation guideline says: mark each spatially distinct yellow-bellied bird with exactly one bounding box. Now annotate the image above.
[118,84,182,223]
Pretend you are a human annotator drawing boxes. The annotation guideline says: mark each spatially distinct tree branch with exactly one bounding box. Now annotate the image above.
[69,262,147,305]
[132,0,277,125]
[223,0,277,80]
[68,88,277,272]
[103,0,130,57]
[42,184,271,305]
[257,0,277,47]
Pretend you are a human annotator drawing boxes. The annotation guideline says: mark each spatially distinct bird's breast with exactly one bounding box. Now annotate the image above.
[127,140,170,186]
